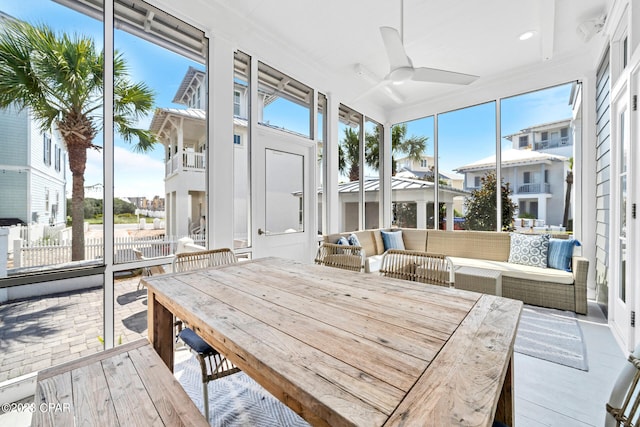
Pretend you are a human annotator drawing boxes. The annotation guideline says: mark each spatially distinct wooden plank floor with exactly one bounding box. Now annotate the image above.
[515,302,625,426]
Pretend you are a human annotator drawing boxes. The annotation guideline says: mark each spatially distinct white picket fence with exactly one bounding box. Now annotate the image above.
[12,235,206,268]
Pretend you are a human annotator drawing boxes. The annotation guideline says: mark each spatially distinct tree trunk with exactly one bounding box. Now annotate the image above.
[563,171,573,229]
[69,144,87,261]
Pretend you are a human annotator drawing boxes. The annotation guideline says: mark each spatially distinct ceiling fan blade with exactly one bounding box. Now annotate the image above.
[412,67,479,85]
[380,26,412,70]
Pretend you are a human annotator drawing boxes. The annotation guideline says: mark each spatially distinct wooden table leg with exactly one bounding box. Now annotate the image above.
[494,355,514,426]
[147,289,174,371]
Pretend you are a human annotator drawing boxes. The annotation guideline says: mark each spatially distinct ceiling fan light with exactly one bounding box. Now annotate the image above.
[387,66,414,83]
[519,30,536,41]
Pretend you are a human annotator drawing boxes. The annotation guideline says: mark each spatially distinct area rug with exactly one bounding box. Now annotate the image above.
[174,351,311,427]
[515,305,588,371]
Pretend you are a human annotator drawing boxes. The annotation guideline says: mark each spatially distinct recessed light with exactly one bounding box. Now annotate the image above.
[519,31,536,41]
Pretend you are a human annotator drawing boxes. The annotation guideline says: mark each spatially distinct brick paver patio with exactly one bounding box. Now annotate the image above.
[0,276,149,383]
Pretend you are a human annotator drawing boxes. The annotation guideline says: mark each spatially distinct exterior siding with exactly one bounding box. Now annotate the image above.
[0,105,29,166]
[0,171,28,220]
[595,51,610,305]
[0,106,67,225]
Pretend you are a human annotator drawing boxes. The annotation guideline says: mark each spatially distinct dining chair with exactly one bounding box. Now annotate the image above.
[379,249,455,287]
[172,248,241,421]
[606,344,640,426]
[314,242,365,272]
[133,248,166,290]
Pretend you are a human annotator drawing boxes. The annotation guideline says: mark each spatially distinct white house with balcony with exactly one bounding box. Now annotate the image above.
[455,149,569,227]
[455,117,574,228]
[149,66,249,237]
[503,118,573,157]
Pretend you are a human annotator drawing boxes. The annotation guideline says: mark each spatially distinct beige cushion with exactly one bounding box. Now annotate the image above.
[427,230,510,261]
[400,229,428,252]
[448,257,574,285]
[365,254,385,273]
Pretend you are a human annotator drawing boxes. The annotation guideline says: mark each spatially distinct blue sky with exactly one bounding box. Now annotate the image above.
[1,0,201,198]
[3,0,574,197]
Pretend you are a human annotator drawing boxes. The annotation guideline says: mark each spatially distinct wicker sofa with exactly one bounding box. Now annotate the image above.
[324,228,588,314]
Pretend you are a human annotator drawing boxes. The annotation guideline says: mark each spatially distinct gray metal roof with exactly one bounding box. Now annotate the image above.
[337,177,468,196]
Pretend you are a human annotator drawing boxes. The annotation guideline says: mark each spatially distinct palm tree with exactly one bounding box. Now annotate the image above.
[339,123,427,180]
[0,20,156,261]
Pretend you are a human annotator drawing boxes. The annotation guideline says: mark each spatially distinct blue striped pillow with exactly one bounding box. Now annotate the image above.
[381,230,405,251]
[547,238,580,271]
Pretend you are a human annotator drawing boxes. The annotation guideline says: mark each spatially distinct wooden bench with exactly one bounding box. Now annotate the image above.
[32,338,208,426]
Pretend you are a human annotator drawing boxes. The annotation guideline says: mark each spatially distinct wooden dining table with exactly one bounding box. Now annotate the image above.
[143,257,522,427]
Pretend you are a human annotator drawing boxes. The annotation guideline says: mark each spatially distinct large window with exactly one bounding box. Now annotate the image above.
[364,118,382,229]
[257,62,312,138]
[317,92,327,235]
[337,104,362,232]
[501,83,575,232]
[441,102,496,231]
[234,51,251,249]
[0,0,106,386]
[0,0,210,388]
[391,117,434,229]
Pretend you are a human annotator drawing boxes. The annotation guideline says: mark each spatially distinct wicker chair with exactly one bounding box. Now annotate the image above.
[133,248,166,290]
[314,242,365,272]
[606,345,640,426]
[172,248,241,421]
[379,249,455,287]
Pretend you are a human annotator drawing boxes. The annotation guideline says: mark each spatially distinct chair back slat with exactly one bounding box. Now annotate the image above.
[315,242,365,272]
[379,249,454,287]
[173,248,237,273]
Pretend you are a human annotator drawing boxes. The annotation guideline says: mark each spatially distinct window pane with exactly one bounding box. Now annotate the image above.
[501,83,575,232]
[234,51,251,249]
[115,1,208,264]
[338,104,362,232]
[258,62,312,138]
[443,102,496,231]
[0,0,105,385]
[317,93,327,235]
[265,149,304,234]
[391,117,434,229]
[364,118,382,229]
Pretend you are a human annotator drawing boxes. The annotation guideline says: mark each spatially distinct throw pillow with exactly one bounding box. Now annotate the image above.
[508,233,550,268]
[547,238,581,271]
[336,236,349,246]
[348,233,361,247]
[381,230,405,251]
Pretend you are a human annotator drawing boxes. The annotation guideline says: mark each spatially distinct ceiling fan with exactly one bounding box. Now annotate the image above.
[355,0,478,101]
[379,24,478,85]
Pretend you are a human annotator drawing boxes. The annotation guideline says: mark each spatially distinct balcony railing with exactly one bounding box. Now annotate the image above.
[534,137,570,150]
[517,183,551,194]
[165,151,206,176]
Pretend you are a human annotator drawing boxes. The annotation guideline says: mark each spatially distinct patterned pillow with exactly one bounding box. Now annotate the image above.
[348,233,361,247]
[381,230,405,251]
[336,236,349,245]
[547,238,581,271]
[508,233,550,268]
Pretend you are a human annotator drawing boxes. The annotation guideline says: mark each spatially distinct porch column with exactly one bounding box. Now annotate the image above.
[416,201,427,229]
[538,196,547,226]
[177,118,184,169]
[446,202,454,231]
[176,191,190,236]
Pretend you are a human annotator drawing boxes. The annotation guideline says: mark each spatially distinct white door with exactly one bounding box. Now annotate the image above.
[611,85,633,350]
[251,126,317,262]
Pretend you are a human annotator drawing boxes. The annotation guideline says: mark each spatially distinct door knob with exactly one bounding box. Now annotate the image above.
[258,228,266,235]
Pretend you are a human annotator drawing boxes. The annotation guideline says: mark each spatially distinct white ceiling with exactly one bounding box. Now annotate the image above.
[163,0,610,122]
